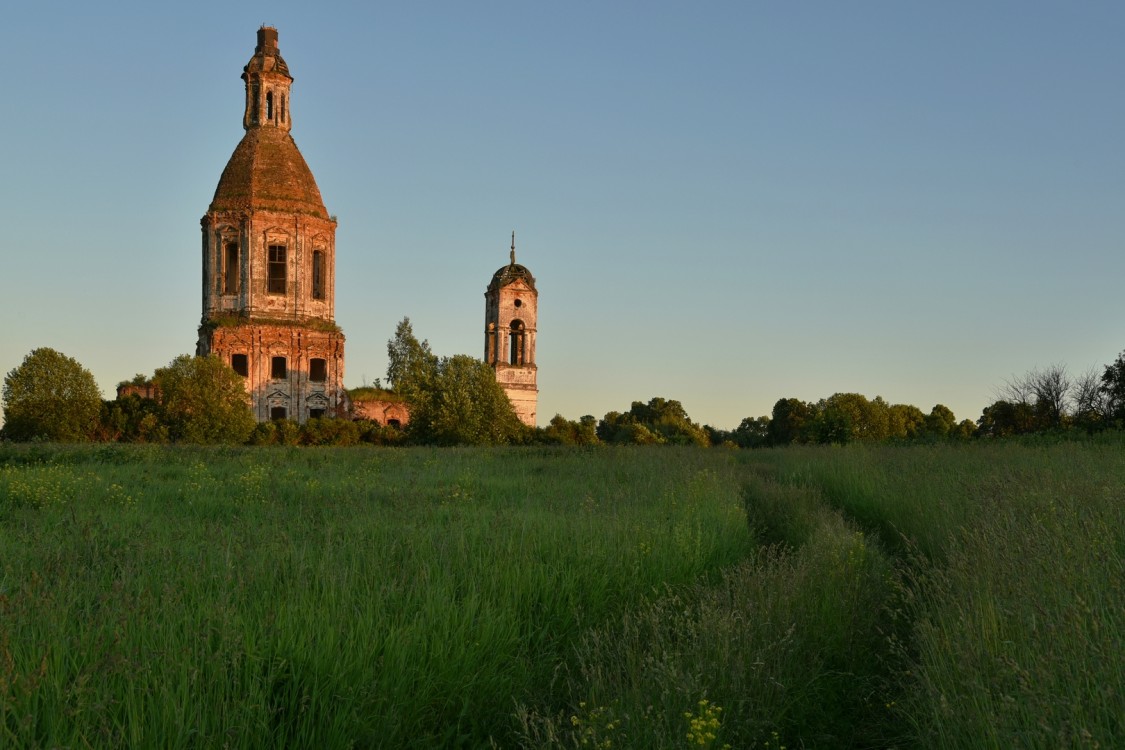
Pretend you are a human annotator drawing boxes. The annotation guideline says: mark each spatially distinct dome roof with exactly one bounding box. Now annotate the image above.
[209,128,329,218]
[489,262,536,293]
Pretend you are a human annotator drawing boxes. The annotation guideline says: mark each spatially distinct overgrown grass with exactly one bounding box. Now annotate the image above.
[0,445,751,748]
[2,441,1121,748]
[745,441,1125,749]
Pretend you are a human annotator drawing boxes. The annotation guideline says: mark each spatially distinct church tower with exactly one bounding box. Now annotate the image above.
[197,27,345,422]
[485,233,538,426]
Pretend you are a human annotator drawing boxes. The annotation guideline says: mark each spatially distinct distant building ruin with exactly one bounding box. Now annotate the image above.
[189,28,539,427]
[485,233,538,426]
[196,27,345,424]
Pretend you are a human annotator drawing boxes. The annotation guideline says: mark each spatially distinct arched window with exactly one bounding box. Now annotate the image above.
[266,91,274,121]
[509,320,525,365]
[281,94,286,123]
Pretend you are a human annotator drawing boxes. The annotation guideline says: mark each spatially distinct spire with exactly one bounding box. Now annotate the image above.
[242,26,293,132]
[510,231,516,265]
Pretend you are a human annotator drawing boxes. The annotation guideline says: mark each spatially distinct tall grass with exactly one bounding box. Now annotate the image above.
[747,441,1125,749]
[0,445,752,748]
[3,441,1121,748]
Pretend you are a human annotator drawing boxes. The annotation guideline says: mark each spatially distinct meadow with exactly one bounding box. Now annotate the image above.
[1,441,1121,748]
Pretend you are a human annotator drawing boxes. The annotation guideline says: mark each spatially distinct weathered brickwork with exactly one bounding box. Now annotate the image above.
[196,27,345,424]
[485,238,538,426]
[351,399,410,427]
[190,29,542,429]
[201,324,345,422]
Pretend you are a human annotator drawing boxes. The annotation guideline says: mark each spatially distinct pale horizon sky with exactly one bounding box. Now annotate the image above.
[2,2,1123,429]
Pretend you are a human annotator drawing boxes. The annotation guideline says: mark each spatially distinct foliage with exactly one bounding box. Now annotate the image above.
[386,318,522,445]
[1100,350,1125,424]
[542,414,600,445]
[766,398,815,445]
[1,347,102,442]
[597,397,710,446]
[97,395,169,443]
[152,355,255,444]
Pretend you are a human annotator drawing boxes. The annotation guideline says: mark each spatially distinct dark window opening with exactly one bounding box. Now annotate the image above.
[514,299,522,308]
[224,242,239,294]
[309,358,327,382]
[312,250,325,300]
[309,408,325,419]
[270,406,287,421]
[281,94,286,123]
[271,356,287,380]
[509,320,525,365]
[387,419,402,429]
[231,354,248,377]
[268,245,287,294]
[266,91,274,121]
[250,84,259,123]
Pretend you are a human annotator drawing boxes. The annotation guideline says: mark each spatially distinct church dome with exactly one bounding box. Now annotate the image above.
[489,262,536,292]
[209,128,329,218]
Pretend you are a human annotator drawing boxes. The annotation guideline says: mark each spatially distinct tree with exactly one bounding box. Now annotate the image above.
[887,403,925,440]
[386,317,438,397]
[2,347,102,441]
[732,415,770,448]
[923,404,957,437]
[977,400,1038,438]
[1100,352,1125,425]
[153,355,255,444]
[386,319,522,445]
[767,398,815,446]
[544,414,600,445]
[596,397,709,446]
[1000,364,1072,431]
[98,395,169,443]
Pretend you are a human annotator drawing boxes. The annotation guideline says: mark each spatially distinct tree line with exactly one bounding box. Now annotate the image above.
[7,337,1125,447]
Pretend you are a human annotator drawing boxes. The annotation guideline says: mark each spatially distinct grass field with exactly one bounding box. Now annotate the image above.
[1,442,1122,748]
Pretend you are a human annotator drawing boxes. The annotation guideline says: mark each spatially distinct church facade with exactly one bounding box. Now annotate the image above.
[197,27,345,423]
[197,28,538,426]
[485,235,539,426]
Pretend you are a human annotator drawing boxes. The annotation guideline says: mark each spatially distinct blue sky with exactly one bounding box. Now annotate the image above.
[2,2,1123,428]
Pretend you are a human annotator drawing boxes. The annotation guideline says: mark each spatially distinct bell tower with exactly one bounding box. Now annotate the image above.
[197,27,345,423]
[485,233,538,426]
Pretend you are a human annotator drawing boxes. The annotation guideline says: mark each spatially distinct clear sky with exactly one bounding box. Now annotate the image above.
[2,1,1123,429]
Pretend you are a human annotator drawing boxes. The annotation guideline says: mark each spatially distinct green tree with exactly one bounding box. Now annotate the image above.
[386,317,438,397]
[923,404,957,437]
[98,395,169,443]
[1100,351,1125,425]
[2,347,102,441]
[386,319,522,445]
[153,355,255,444]
[732,415,770,448]
[887,403,925,440]
[767,398,815,445]
[596,398,709,446]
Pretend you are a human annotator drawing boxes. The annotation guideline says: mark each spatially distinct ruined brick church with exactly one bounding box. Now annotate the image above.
[196,27,538,426]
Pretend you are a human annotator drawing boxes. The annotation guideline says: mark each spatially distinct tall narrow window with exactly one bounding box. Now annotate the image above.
[266,91,274,121]
[271,356,287,380]
[231,354,248,377]
[509,320,525,365]
[309,358,327,382]
[312,250,325,300]
[224,242,239,295]
[268,245,287,294]
[281,94,286,123]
